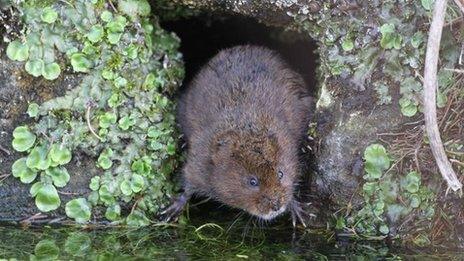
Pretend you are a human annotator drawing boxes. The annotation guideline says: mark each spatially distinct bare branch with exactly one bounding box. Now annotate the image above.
[424,0,463,192]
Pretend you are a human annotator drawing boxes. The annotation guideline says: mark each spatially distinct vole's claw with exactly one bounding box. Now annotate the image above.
[290,200,308,228]
[159,193,189,222]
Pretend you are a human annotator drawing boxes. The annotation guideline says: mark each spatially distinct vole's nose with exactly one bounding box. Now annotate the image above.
[271,199,281,211]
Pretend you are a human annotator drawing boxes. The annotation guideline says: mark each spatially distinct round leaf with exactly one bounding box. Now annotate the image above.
[25,59,45,77]
[50,144,72,165]
[41,7,58,23]
[42,62,61,80]
[130,174,144,193]
[35,183,61,212]
[12,126,36,152]
[6,40,29,61]
[89,176,100,191]
[46,167,70,187]
[12,157,38,183]
[87,25,104,43]
[27,145,51,170]
[363,144,390,179]
[65,198,92,223]
[120,180,132,196]
[27,103,40,118]
[34,240,59,260]
[64,232,91,257]
[105,204,121,221]
[30,182,44,197]
[70,53,92,73]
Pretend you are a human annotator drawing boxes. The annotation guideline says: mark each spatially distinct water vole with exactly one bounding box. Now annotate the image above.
[162,45,313,225]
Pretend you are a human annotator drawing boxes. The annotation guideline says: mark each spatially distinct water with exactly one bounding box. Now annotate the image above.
[1,206,463,260]
[2,220,462,260]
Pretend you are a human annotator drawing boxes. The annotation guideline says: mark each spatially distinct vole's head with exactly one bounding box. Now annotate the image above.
[209,130,298,220]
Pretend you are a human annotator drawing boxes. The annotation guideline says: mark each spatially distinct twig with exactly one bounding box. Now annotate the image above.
[57,190,82,195]
[86,105,102,141]
[108,0,117,12]
[423,0,463,193]
[453,0,464,14]
[443,67,464,73]
[0,174,10,183]
[0,145,11,156]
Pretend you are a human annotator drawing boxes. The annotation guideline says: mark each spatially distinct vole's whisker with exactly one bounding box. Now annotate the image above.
[227,211,244,233]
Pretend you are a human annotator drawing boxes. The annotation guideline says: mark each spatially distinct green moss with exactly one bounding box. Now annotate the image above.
[8,0,184,225]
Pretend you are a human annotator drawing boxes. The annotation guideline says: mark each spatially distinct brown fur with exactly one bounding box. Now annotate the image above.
[176,45,313,220]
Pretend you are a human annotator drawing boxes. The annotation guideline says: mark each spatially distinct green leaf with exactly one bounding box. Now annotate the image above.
[126,210,150,226]
[421,0,434,10]
[120,180,132,196]
[41,7,58,23]
[380,24,395,34]
[42,62,61,80]
[437,91,447,108]
[27,103,40,118]
[12,157,38,183]
[101,10,113,22]
[35,183,60,212]
[99,112,117,128]
[50,144,72,165]
[65,198,92,223]
[25,59,45,77]
[89,176,100,191]
[97,148,114,170]
[34,240,59,260]
[114,76,127,88]
[143,73,156,90]
[118,115,135,130]
[99,184,115,205]
[97,155,112,170]
[45,167,70,187]
[411,32,424,48]
[105,204,121,221]
[362,181,377,196]
[118,0,151,19]
[70,53,92,73]
[27,145,51,170]
[399,97,418,117]
[107,32,122,44]
[410,194,421,208]
[6,40,29,61]
[87,25,104,43]
[403,171,421,193]
[30,182,44,197]
[341,38,354,51]
[379,224,389,235]
[64,232,91,257]
[131,174,144,193]
[12,126,36,152]
[363,144,390,180]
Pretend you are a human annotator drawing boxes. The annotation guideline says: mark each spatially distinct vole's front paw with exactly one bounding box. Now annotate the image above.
[289,200,313,228]
[159,193,189,222]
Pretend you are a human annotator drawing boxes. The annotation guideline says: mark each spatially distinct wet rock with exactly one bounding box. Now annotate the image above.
[0,44,99,222]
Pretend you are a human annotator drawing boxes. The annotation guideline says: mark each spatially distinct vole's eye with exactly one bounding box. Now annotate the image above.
[278,170,284,180]
[249,177,259,187]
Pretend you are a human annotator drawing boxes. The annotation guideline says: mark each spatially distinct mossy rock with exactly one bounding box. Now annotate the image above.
[0,1,183,225]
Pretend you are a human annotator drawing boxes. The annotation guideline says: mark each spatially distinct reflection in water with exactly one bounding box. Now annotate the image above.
[1,215,463,259]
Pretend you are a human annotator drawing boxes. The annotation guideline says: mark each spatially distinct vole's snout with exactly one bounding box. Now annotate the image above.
[263,196,282,212]
[271,199,281,211]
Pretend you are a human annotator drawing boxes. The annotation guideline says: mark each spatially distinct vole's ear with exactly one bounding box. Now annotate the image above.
[212,130,238,152]
[211,130,238,165]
